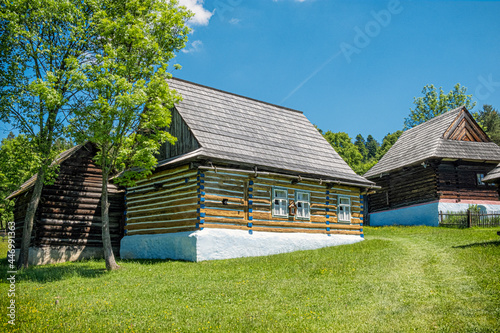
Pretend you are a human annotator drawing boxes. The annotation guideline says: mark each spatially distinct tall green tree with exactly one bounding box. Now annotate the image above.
[323,131,363,168]
[0,133,38,228]
[404,83,476,129]
[0,0,98,268]
[0,133,71,228]
[354,134,368,161]
[476,105,500,145]
[366,135,379,160]
[70,0,191,270]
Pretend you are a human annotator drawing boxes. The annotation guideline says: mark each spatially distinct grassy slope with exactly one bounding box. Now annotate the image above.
[0,227,499,332]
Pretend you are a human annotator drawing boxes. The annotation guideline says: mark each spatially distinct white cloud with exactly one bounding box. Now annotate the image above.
[229,18,240,25]
[182,40,203,53]
[178,0,213,26]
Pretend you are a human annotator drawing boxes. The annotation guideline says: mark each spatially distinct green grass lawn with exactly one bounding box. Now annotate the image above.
[1,227,499,332]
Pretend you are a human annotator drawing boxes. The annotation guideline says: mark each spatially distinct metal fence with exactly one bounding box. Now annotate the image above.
[439,210,500,228]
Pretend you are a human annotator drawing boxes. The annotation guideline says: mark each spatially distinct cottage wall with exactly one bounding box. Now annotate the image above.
[124,164,199,236]
[199,169,363,235]
[123,166,364,236]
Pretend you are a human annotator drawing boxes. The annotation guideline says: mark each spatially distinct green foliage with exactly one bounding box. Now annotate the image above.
[377,130,403,159]
[0,134,38,225]
[0,133,71,226]
[0,0,96,158]
[0,133,72,226]
[365,135,379,160]
[1,227,499,332]
[323,131,363,170]
[322,131,379,175]
[404,83,476,129]
[69,0,191,185]
[354,134,367,160]
[476,105,500,145]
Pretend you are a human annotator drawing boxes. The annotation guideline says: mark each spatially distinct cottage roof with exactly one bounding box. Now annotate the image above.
[484,164,500,182]
[6,144,86,200]
[364,106,500,179]
[160,78,374,187]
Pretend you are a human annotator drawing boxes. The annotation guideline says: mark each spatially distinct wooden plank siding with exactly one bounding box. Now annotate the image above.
[124,164,199,235]
[436,161,499,201]
[368,161,438,213]
[157,107,200,161]
[123,166,364,237]
[368,159,500,213]
[199,169,363,236]
[12,144,124,251]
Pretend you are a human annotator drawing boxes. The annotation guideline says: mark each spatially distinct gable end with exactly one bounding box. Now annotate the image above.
[158,107,200,160]
[443,109,490,142]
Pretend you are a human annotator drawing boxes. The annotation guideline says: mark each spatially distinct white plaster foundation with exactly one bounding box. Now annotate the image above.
[120,228,364,262]
[369,200,500,227]
[15,246,108,266]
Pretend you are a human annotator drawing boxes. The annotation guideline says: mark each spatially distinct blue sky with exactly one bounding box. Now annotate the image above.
[1,0,499,143]
[174,0,500,143]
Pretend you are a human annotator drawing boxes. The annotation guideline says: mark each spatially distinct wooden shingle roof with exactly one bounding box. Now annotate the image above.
[364,106,500,179]
[484,164,500,182]
[160,78,374,187]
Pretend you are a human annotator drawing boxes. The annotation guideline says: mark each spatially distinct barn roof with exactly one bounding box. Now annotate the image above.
[6,143,86,200]
[484,164,500,182]
[364,106,500,179]
[160,78,374,187]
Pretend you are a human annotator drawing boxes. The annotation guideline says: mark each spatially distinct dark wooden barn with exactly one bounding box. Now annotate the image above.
[8,143,124,265]
[364,106,500,226]
[120,78,377,262]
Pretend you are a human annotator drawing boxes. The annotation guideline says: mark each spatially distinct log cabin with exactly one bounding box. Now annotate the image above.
[7,143,125,265]
[364,106,500,226]
[120,78,377,262]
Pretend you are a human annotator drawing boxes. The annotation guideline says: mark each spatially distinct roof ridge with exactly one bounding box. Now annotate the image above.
[403,105,464,135]
[170,77,304,114]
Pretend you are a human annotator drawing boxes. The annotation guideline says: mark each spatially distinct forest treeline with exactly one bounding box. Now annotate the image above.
[320,103,500,176]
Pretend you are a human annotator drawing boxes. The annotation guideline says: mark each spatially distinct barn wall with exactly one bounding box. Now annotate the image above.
[11,144,125,264]
[199,169,363,236]
[367,162,438,213]
[124,164,199,236]
[436,161,499,202]
[34,145,124,251]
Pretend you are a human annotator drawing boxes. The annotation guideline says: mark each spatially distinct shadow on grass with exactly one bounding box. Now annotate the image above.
[0,259,107,283]
[0,257,193,283]
[453,240,500,249]
[119,258,181,265]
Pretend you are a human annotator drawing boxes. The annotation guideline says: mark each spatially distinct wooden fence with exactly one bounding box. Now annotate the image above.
[439,210,500,228]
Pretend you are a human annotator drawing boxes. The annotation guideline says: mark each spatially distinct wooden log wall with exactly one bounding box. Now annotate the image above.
[368,162,438,213]
[437,161,499,201]
[199,169,363,236]
[13,144,124,253]
[124,164,199,236]
[157,108,200,161]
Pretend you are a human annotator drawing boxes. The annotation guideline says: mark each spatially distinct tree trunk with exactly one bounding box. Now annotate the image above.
[101,169,120,271]
[18,166,45,269]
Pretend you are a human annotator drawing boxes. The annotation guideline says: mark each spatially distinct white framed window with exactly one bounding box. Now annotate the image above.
[338,196,351,222]
[296,191,310,219]
[272,187,288,217]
